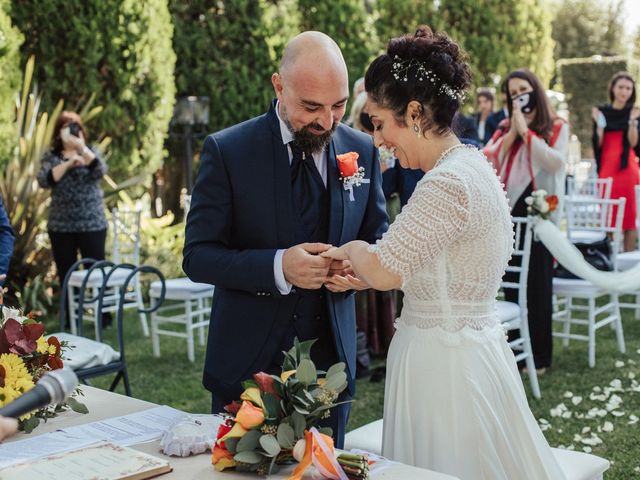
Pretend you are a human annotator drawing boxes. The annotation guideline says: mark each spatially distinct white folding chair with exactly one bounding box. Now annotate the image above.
[553,197,626,367]
[566,176,612,200]
[150,193,214,362]
[564,177,612,244]
[496,217,540,399]
[150,278,213,362]
[67,208,148,338]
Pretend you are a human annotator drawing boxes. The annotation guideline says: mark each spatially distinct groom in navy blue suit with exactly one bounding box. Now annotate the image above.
[183,32,388,447]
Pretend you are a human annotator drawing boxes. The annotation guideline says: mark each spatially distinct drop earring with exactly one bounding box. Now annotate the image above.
[413,123,422,137]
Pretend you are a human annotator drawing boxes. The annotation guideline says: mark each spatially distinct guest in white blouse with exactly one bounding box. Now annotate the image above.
[484,68,569,372]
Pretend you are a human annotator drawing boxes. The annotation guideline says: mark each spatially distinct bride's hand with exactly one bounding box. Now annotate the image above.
[320,246,349,261]
[325,274,369,292]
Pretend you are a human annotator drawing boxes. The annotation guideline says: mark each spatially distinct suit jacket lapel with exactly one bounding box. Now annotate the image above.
[267,103,295,248]
[327,139,344,246]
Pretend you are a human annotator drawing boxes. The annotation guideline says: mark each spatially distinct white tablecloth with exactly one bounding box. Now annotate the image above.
[5,386,458,479]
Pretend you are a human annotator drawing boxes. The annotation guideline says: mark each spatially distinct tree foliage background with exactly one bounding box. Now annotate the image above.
[551,0,626,60]
[10,0,176,181]
[0,0,22,166]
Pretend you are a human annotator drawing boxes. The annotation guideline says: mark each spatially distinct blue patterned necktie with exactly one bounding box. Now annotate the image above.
[290,143,325,237]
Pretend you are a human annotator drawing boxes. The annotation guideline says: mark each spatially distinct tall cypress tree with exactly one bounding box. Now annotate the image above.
[374,0,437,48]
[11,0,176,181]
[170,0,297,134]
[297,0,377,89]
[0,0,22,165]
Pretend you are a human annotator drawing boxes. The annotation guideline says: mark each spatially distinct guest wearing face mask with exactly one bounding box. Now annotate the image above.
[592,72,640,252]
[484,69,569,372]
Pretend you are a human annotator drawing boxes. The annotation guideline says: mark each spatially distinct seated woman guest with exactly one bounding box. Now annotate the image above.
[37,112,108,322]
[484,69,568,372]
[592,71,640,252]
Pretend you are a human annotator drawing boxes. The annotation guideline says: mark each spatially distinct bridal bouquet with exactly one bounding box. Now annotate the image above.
[212,338,369,479]
[0,306,87,432]
[525,189,558,220]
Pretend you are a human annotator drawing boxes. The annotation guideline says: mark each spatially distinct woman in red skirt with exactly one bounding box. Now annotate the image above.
[592,71,640,251]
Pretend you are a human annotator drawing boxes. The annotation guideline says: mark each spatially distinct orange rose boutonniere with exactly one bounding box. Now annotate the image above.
[336,151,369,201]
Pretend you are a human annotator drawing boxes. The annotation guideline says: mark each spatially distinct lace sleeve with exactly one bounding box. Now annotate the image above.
[368,171,469,285]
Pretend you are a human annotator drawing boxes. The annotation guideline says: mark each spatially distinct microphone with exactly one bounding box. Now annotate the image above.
[0,368,78,419]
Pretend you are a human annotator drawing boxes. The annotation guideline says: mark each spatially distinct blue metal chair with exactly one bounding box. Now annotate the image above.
[59,259,166,396]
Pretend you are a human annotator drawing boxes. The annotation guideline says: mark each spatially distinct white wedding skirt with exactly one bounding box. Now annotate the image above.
[382,321,566,480]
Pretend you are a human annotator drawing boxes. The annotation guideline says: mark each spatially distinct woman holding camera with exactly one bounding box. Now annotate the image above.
[484,69,568,372]
[592,72,640,252]
[37,111,108,300]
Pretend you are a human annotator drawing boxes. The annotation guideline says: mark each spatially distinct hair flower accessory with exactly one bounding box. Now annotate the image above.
[391,55,465,101]
[337,152,369,202]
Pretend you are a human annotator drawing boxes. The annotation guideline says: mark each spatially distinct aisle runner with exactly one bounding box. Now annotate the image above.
[0,405,186,469]
[534,218,640,291]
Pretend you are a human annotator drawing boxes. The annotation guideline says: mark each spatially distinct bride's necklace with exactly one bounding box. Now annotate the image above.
[433,143,471,170]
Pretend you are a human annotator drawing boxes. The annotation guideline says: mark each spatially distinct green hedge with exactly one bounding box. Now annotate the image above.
[298,0,377,89]
[10,0,176,182]
[557,55,640,156]
[170,0,296,134]
[0,0,22,166]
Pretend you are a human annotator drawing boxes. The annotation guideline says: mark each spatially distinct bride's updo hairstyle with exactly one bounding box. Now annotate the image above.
[365,26,471,135]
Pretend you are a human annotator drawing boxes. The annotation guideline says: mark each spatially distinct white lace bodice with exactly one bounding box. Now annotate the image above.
[370,146,513,332]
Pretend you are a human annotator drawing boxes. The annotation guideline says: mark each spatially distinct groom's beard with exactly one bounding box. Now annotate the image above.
[283,115,337,154]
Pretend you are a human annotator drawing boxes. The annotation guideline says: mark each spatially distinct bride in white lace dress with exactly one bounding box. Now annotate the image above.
[322,27,565,479]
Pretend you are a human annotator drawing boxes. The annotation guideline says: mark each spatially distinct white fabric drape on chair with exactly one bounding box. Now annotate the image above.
[534,218,640,292]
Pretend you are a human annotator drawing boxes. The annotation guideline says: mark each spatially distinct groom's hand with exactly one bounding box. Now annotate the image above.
[283,243,332,289]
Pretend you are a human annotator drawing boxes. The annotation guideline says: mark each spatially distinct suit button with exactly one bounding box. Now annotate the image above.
[315,315,321,321]
[266,292,271,297]
[292,314,298,321]
[319,294,324,300]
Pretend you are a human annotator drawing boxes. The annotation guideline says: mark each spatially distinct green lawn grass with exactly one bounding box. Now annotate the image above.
[47,296,640,478]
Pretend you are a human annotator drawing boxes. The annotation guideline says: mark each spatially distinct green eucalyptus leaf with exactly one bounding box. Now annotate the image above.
[20,416,40,434]
[276,423,295,448]
[293,404,310,415]
[234,450,264,465]
[242,379,259,391]
[319,427,333,437]
[66,397,89,414]
[291,411,306,438]
[225,437,239,454]
[296,358,317,385]
[262,393,280,420]
[259,434,281,457]
[326,362,346,378]
[323,371,347,392]
[236,430,262,452]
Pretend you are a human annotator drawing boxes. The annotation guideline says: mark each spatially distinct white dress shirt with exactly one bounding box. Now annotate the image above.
[273,102,329,294]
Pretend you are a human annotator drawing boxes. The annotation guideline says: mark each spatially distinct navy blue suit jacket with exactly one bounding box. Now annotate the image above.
[183,102,388,399]
[0,196,14,283]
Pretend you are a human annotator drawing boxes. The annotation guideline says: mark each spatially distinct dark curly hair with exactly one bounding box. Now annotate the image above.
[364,26,471,135]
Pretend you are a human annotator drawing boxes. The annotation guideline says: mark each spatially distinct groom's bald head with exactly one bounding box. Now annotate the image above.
[272,31,350,151]
[279,31,348,81]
